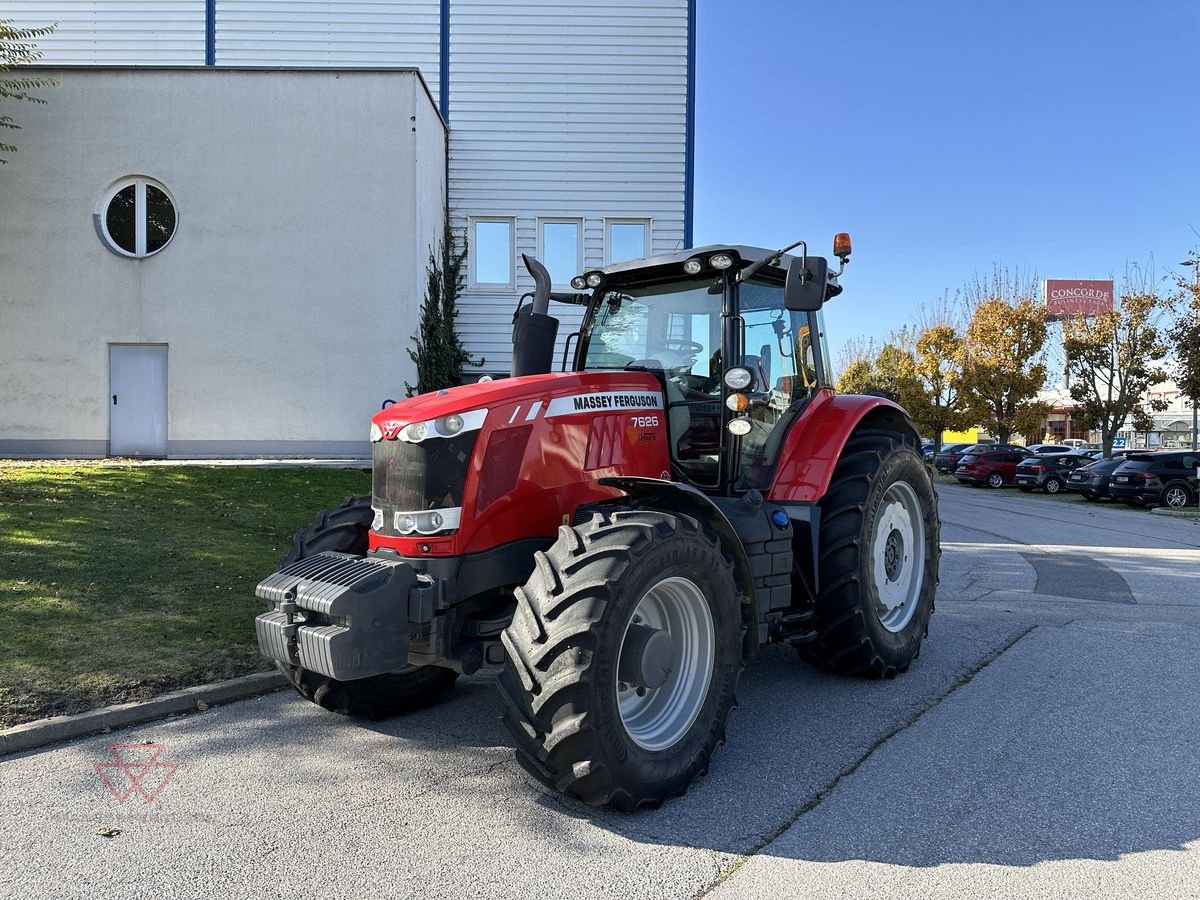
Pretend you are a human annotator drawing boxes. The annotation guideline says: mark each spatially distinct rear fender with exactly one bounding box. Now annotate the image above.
[768,391,920,503]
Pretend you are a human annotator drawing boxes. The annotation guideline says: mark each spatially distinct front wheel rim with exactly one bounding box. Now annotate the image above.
[616,576,715,752]
[988,473,1003,487]
[870,481,926,632]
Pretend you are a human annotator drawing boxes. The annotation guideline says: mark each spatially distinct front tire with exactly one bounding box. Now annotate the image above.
[499,510,742,810]
[986,471,1005,489]
[275,495,457,718]
[1163,484,1194,508]
[795,432,939,678]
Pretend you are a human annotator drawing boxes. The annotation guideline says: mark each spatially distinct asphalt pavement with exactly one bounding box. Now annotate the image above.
[2,481,1198,900]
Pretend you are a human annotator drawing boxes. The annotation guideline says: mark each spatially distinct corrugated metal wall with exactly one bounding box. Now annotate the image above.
[14,0,690,375]
[7,2,207,65]
[449,0,689,373]
[215,1,440,99]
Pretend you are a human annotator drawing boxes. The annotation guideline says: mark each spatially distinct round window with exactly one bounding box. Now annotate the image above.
[97,177,177,258]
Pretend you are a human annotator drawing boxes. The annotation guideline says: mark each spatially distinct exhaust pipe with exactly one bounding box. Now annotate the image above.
[511,254,560,377]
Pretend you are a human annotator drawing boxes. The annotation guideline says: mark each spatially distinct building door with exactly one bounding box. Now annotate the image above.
[109,345,168,456]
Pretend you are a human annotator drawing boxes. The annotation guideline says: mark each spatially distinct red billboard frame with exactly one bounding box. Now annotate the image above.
[1043,279,1114,318]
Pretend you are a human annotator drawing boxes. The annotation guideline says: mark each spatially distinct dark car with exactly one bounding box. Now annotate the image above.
[1108,451,1200,508]
[954,449,1029,488]
[933,443,973,473]
[1065,456,1128,501]
[1013,452,1094,494]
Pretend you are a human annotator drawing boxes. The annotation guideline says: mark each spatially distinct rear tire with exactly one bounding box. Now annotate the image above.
[1163,484,1194,508]
[275,495,457,718]
[986,471,1005,489]
[795,432,939,678]
[499,510,742,810]
[1044,477,1063,494]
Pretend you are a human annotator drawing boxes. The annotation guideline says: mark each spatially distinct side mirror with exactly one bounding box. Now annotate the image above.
[784,255,829,311]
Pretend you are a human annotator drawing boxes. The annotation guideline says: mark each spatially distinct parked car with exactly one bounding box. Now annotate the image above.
[1108,451,1200,508]
[954,449,1030,488]
[1025,444,1073,455]
[933,443,973,473]
[1013,452,1094,494]
[1065,456,1129,501]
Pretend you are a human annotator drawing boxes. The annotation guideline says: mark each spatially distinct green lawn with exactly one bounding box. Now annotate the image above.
[0,465,370,727]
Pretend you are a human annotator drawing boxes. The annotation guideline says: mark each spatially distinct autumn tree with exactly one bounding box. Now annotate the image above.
[1167,253,1200,450]
[895,324,977,450]
[1,19,57,163]
[1061,275,1170,456]
[960,272,1052,444]
[834,337,913,402]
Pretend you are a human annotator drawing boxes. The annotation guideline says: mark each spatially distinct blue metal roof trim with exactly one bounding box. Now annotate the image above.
[205,0,216,66]
[683,0,696,249]
[439,0,450,120]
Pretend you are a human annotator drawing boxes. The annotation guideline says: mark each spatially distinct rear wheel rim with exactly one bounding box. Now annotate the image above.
[1046,478,1061,493]
[988,472,1003,488]
[616,576,715,752]
[870,481,926,633]
[1166,487,1188,508]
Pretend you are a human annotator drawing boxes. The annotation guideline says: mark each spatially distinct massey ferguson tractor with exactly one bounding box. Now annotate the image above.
[255,235,940,810]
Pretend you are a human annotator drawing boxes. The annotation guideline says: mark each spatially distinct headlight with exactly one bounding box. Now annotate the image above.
[585,271,604,288]
[683,257,704,275]
[727,417,753,436]
[723,367,754,390]
[397,513,417,534]
[439,414,464,435]
[404,421,429,442]
[709,253,734,270]
[370,422,383,442]
[571,275,588,290]
[726,393,749,412]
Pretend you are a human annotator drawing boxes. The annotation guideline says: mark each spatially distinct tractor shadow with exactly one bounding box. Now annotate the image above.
[22,609,1199,877]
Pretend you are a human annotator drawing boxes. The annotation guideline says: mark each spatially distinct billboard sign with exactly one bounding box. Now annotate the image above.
[1044,279,1114,318]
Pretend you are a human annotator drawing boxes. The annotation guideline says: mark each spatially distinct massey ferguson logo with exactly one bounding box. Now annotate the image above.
[381,420,404,440]
[546,392,664,418]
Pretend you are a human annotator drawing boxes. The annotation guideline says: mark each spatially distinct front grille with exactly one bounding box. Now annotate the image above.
[372,433,479,531]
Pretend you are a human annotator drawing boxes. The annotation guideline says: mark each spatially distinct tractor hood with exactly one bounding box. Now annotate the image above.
[370,371,664,443]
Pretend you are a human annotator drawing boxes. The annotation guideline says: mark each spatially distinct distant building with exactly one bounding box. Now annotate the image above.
[1,1,694,457]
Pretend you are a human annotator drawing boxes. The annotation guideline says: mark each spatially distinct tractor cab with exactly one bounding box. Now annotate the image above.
[566,241,846,494]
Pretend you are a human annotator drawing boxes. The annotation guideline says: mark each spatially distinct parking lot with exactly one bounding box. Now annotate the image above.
[2,482,1199,900]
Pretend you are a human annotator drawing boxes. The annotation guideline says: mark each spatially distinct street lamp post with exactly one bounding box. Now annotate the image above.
[1181,260,1200,452]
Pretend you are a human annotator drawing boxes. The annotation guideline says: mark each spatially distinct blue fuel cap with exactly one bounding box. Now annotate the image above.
[771,510,790,528]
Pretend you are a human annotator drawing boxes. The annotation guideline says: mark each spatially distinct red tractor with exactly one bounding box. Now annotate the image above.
[256,236,940,810]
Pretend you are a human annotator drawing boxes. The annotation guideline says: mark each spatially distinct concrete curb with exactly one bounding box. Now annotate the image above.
[0,671,287,758]
[1150,507,1200,519]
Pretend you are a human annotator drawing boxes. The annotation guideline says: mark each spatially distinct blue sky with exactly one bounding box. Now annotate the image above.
[692,0,1200,350]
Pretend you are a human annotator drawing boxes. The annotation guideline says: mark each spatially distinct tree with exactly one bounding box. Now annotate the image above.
[895,324,977,450]
[960,277,1052,444]
[1,19,58,163]
[1167,253,1200,450]
[834,338,912,402]
[406,225,484,396]
[1061,279,1170,456]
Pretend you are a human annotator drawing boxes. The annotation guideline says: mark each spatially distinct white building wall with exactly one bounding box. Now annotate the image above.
[0,68,444,456]
[448,0,689,373]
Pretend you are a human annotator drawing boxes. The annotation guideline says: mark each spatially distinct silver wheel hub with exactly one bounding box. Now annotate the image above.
[870,481,926,633]
[1167,488,1187,507]
[617,576,715,752]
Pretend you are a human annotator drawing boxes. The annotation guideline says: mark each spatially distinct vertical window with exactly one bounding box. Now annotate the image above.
[471,219,514,287]
[538,219,582,286]
[97,177,177,258]
[605,219,650,264]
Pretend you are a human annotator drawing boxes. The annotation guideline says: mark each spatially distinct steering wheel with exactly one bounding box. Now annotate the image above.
[652,339,704,355]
